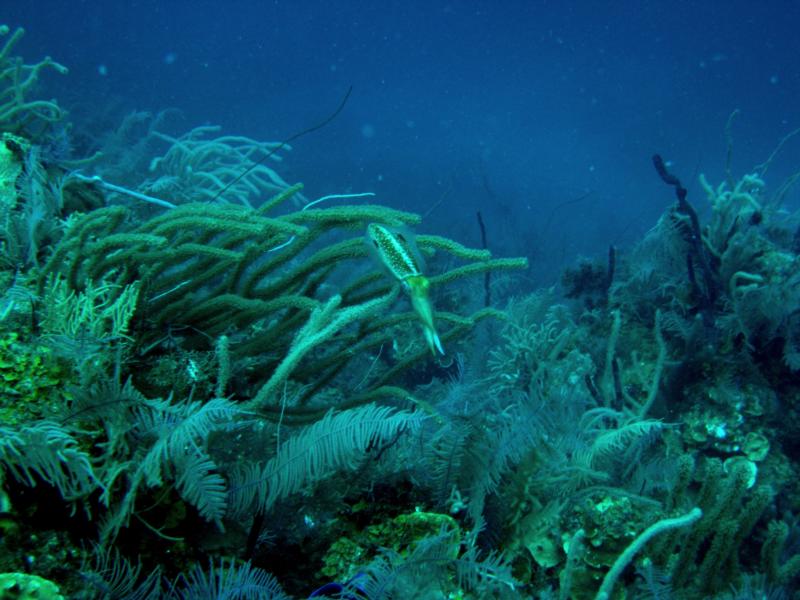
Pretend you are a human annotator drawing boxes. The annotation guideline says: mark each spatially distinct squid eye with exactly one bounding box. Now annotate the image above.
[396,233,406,242]
[372,240,380,248]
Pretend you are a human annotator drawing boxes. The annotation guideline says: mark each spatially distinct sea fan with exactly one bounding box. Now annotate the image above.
[170,558,289,600]
[80,544,162,600]
[228,403,422,517]
[0,420,96,500]
[348,530,516,600]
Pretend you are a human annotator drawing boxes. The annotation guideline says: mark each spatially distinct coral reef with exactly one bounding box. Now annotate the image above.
[2,22,800,600]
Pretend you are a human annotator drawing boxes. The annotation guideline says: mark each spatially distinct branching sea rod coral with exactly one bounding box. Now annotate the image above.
[0,25,67,134]
[595,506,702,600]
[37,184,527,412]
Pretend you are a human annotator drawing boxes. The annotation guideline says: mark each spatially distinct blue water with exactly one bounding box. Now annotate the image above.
[7,1,799,278]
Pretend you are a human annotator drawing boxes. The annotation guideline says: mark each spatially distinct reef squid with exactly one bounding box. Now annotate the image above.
[365,223,444,356]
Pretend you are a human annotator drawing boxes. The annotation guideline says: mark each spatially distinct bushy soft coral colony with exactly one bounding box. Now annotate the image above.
[2,21,800,600]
